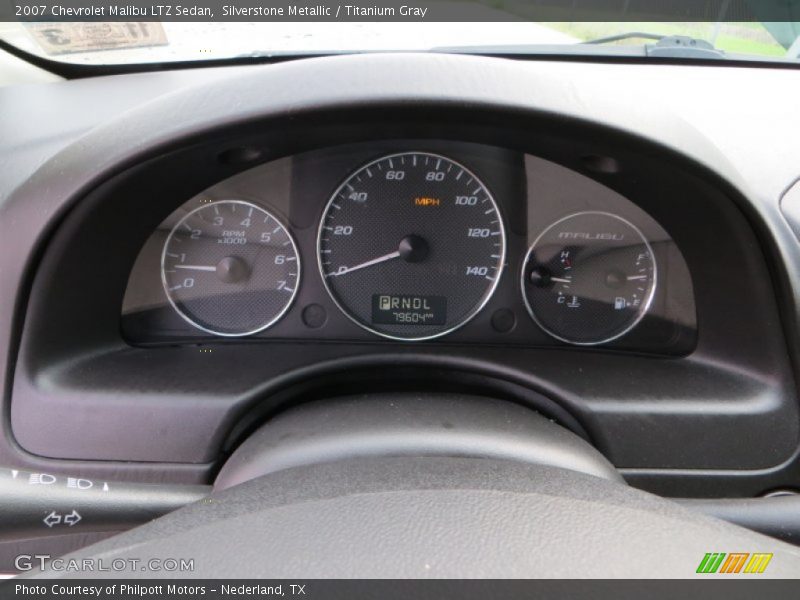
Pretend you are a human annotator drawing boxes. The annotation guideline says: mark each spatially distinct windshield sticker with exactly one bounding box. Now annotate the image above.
[24,22,167,55]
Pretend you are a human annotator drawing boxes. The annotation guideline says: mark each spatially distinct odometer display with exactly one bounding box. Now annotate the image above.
[318,152,505,341]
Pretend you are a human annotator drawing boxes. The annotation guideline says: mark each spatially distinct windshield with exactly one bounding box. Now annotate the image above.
[1,2,799,66]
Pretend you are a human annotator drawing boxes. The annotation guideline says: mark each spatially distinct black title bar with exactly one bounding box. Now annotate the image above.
[4,579,800,600]
[3,0,800,22]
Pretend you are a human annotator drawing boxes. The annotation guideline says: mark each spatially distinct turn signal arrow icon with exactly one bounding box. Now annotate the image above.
[64,510,82,526]
[43,511,61,527]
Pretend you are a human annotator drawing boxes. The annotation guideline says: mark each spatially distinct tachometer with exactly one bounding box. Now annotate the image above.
[521,211,656,345]
[318,152,505,341]
[161,200,300,336]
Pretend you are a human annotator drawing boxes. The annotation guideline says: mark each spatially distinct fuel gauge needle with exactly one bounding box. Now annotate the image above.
[174,265,217,272]
[328,251,401,277]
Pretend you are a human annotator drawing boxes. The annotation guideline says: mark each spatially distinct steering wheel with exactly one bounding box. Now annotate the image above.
[28,395,800,578]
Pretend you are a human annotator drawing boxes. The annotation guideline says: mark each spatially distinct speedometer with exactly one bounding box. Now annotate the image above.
[318,152,505,341]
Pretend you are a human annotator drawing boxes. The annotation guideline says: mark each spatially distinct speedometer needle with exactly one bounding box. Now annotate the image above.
[328,251,401,277]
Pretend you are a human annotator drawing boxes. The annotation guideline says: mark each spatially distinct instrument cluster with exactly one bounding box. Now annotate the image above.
[122,141,696,353]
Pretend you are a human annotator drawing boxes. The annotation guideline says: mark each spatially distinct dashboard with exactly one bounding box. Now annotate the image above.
[1,55,800,572]
[122,141,695,353]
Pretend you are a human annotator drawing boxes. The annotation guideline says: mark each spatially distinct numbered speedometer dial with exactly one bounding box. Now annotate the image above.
[318,152,506,341]
[521,211,656,345]
[161,200,300,337]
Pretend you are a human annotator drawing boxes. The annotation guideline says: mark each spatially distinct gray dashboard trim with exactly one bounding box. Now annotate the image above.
[1,54,799,487]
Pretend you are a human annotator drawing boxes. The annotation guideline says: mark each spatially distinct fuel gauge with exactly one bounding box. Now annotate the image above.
[521,211,656,345]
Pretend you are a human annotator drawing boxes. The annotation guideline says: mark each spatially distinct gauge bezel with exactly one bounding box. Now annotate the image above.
[316,151,506,342]
[520,210,657,346]
[160,199,301,338]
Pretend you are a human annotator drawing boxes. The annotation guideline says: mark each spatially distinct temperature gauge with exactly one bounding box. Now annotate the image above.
[521,211,656,345]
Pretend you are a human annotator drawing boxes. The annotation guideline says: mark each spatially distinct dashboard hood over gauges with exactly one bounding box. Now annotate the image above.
[3,51,800,574]
[0,52,795,471]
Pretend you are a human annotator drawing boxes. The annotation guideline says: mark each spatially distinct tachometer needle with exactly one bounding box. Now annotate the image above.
[627,275,648,281]
[174,265,217,272]
[328,251,401,277]
[549,277,572,284]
